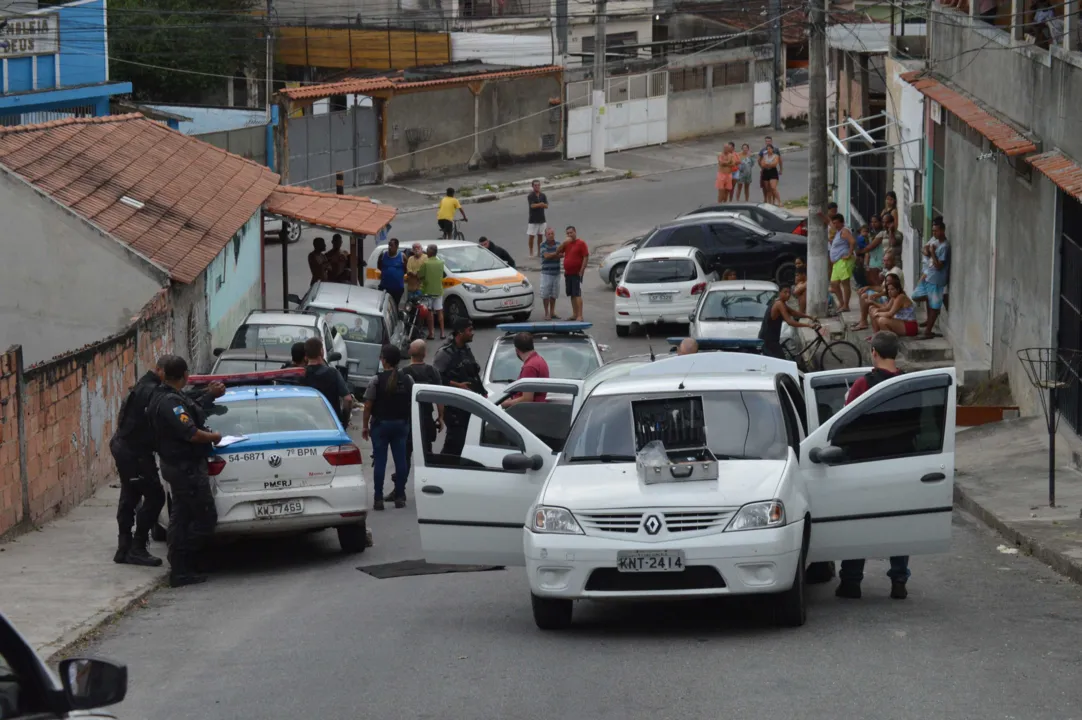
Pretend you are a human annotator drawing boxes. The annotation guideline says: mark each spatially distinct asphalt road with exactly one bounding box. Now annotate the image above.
[85,158,1082,719]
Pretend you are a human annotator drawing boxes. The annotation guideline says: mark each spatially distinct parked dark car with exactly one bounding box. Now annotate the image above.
[681,202,808,237]
[1,611,128,718]
[638,212,807,286]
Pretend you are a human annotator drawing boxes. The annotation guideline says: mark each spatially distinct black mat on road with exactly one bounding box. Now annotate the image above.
[358,560,504,579]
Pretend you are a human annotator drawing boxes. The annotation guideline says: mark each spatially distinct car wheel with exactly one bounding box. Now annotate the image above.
[774,532,808,628]
[775,261,797,287]
[531,593,573,630]
[806,561,836,585]
[609,263,627,287]
[285,220,302,244]
[513,311,531,322]
[337,520,368,554]
[444,296,469,326]
[615,324,630,338]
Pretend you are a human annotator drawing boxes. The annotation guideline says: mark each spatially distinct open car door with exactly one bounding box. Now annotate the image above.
[413,384,558,567]
[801,368,956,563]
[463,379,585,458]
[802,366,873,432]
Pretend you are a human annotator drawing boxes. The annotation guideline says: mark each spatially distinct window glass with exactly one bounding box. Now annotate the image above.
[831,387,948,462]
[624,258,698,284]
[711,223,761,245]
[482,402,574,451]
[207,397,339,436]
[561,391,788,465]
[488,337,600,383]
[425,397,523,470]
[438,244,506,273]
[698,289,777,322]
[658,225,705,248]
[231,324,318,354]
[815,384,852,426]
[326,312,383,343]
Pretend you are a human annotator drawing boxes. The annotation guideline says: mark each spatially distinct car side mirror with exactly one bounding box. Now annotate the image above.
[58,658,127,711]
[327,351,343,363]
[286,293,302,305]
[212,348,224,357]
[502,452,544,472]
[808,445,846,465]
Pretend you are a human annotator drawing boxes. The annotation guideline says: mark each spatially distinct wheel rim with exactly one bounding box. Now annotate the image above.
[288,222,301,242]
[820,341,862,370]
[612,263,626,285]
[446,297,468,325]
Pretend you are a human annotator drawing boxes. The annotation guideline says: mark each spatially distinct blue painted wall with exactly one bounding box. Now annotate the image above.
[206,210,263,352]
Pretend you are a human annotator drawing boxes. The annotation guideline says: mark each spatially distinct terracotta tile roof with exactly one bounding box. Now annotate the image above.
[0,114,280,283]
[265,185,397,236]
[280,64,562,101]
[901,71,1036,157]
[1027,150,1082,200]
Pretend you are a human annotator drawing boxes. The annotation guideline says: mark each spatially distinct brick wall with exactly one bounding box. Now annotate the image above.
[0,291,174,538]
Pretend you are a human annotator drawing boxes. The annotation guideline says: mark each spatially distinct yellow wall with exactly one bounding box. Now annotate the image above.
[277,27,450,70]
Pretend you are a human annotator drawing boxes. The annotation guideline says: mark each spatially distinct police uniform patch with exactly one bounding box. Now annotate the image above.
[179,414,191,424]
[173,405,185,415]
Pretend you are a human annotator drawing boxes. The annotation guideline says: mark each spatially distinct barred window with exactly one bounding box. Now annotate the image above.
[713,62,750,87]
[670,67,707,92]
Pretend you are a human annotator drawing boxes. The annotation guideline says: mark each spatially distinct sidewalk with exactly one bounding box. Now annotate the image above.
[355,129,809,213]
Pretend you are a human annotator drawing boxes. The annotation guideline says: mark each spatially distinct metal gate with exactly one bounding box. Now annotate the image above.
[753,60,772,128]
[288,105,379,191]
[1057,191,1082,433]
[566,71,668,159]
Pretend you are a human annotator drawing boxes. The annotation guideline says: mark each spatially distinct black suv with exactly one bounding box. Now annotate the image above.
[639,212,807,286]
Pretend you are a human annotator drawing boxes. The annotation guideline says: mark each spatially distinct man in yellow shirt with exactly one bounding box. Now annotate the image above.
[437,187,468,239]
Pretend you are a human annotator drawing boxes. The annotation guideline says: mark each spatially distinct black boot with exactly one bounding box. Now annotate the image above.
[835,580,862,599]
[169,573,208,588]
[114,534,132,564]
[127,533,163,567]
[890,581,908,600]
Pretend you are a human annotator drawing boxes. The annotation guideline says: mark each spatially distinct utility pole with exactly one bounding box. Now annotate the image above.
[590,0,607,171]
[265,0,274,122]
[806,0,830,317]
[770,0,782,130]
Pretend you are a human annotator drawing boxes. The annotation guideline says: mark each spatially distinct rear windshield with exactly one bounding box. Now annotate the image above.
[699,289,776,322]
[213,359,286,374]
[326,312,383,344]
[207,397,339,436]
[231,324,318,354]
[488,337,601,383]
[624,258,697,284]
[560,390,788,464]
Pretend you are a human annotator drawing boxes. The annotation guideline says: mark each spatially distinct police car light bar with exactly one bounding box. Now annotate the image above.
[188,366,305,386]
[497,321,593,334]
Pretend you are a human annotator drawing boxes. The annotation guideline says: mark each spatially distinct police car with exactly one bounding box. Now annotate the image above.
[155,368,368,553]
[482,322,606,397]
[410,353,957,630]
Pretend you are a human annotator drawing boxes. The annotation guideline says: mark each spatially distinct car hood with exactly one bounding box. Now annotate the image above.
[449,267,529,286]
[542,459,786,510]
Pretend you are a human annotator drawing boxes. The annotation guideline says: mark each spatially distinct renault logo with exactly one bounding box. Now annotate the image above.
[643,515,662,535]
[268,455,282,468]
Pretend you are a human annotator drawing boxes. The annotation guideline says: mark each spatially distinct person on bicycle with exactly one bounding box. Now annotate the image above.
[758,285,818,359]
[437,187,467,239]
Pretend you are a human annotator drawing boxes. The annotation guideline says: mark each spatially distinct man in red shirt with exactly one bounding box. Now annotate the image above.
[558,226,589,321]
[501,333,549,408]
[836,331,910,601]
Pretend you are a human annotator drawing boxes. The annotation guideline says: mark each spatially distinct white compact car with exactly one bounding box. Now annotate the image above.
[614,247,717,337]
[689,279,802,354]
[157,378,368,553]
[220,310,348,377]
[411,352,957,630]
[482,321,605,397]
[365,240,534,325]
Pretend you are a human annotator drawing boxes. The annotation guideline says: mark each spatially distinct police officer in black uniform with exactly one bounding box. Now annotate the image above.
[432,318,485,456]
[109,355,223,567]
[149,356,224,588]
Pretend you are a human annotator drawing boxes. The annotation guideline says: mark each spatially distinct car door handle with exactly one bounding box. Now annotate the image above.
[920,473,946,483]
[421,486,444,495]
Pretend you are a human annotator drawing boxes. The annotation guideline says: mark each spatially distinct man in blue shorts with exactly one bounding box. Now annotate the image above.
[911,218,950,339]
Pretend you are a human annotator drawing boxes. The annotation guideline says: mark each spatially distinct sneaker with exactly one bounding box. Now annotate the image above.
[890,581,908,600]
[169,573,208,588]
[835,581,862,599]
[373,499,385,511]
[394,497,407,509]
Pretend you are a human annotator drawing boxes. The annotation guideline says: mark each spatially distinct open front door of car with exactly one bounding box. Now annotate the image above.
[462,379,585,461]
[801,368,957,564]
[802,366,873,432]
[412,384,558,567]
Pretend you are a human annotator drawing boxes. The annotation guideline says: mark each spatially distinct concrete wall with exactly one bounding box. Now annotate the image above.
[382,73,564,180]
[885,56,924,291]
[668,80,754,141]
[0,168,168,367]
[170,275,211,374]
[205,211,262,357]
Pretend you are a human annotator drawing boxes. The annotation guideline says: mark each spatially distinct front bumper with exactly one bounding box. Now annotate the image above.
[525,519,804,599]
[212,473,367,535]
[469,291,534,317]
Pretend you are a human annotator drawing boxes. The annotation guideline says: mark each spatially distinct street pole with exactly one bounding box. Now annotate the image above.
[806,0,830,317]
[771,0,782,131]
[590,0,607,171]
[265,0,274,122]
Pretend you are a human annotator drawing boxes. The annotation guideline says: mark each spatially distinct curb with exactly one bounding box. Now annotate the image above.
[953,483,1082,586]
[41,572,167,662]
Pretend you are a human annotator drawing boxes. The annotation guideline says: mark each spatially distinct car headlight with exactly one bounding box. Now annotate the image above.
[724,500,785,532]
[531,505,584,535]
[520,279,531,289]
[461,282,488,294]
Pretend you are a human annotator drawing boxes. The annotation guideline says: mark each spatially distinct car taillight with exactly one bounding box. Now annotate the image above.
[794,221,807,236]
[324,444,362,466]
[208,456,227,476]
[615,287,631,298]
[691,283,706,295]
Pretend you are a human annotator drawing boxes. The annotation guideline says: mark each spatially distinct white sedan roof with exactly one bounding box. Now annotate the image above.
[244,311,320,327]
[591,372,778,398]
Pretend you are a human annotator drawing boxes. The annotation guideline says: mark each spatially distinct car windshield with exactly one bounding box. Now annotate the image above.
[624,258,697,284]
[699,289,776,322]
[326,311,383,344]
[214,359,285,374]
[231,324,318,354]
[488,337,601,383]
[439,245,507,273]
[560,390,789,464]
[207,397,339,436]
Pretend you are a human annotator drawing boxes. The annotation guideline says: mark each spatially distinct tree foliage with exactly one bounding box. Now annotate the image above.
[108,0,264,103]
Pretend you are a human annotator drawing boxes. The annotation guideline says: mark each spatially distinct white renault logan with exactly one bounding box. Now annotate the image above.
[411,353,956,630]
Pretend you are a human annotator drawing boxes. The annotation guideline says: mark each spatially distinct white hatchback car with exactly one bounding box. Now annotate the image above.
[220,310,348,378]
[410,353,957,630]
[689,279,802,353]
[614,247,717,337]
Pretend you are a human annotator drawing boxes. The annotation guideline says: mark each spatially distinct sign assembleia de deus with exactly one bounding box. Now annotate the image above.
[0,14,59,59]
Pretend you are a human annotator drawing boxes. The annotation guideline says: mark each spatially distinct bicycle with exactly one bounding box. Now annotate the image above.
[440,218,467,241]
[782,322,863,373]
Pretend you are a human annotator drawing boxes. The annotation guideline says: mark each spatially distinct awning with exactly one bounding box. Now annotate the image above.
[900,71,1037,157]
[264,186,397,236]
[1027,150,1082,201]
